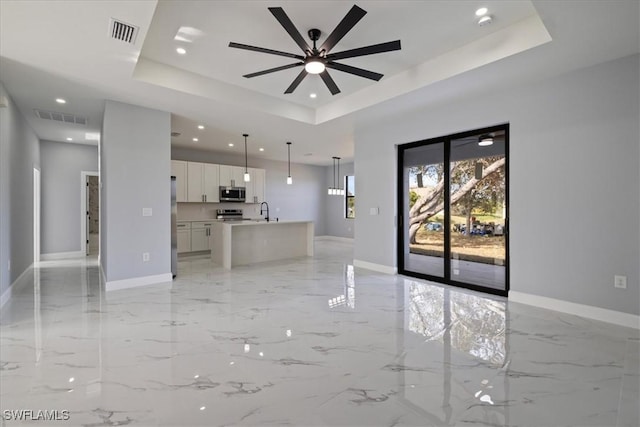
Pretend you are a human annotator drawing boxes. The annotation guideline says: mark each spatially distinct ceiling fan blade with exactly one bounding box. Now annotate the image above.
[319,5,367,53]
[268,7,311,53]
[229,42,304,60]
[284,69,308,94]
[320,70,341,95]
[326,40,401,61]
[243,62,303,78]
[326,61,383,81]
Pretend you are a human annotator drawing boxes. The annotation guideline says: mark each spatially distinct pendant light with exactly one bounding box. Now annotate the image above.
[336,157,344,196]
[328,157,342,195]
[328,157,335,195]
[243,133,250,182]
[286,142,293,185]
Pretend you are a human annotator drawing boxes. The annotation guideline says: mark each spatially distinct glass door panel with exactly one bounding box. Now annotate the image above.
[449,131,507,291]
[402,143,445,278]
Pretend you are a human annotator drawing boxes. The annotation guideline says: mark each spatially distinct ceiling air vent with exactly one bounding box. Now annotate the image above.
[171,132,181,137]
[34,109,87,126]
[109,18,138,44]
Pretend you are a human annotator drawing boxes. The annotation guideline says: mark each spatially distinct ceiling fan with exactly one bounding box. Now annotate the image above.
[228,5,401,95]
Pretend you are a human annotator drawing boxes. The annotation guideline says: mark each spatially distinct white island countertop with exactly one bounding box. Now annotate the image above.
[223,219,311,226]
[210,220,314,269]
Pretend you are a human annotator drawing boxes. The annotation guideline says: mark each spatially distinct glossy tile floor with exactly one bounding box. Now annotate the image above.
[1,241,638,426]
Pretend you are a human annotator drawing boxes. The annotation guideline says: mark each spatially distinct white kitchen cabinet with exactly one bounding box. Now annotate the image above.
[177,222,191,253]
[187,162,204,202]
[187,162,219,202]
[171,160,187,202]
[245,168,266,204]
[219,165,246,187]
[191,221,214,251]
[191,228,208,251]
[203,163,220,202]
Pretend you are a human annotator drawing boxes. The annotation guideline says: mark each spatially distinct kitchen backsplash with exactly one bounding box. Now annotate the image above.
[176,202,263,221]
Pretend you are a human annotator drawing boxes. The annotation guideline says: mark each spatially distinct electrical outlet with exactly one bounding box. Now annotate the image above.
[614,275,627,289]
[142,208,152,217]
[142,252,150,262]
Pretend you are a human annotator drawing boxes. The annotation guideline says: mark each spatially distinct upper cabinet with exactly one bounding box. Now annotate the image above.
[187,162,219,203]
[171,160,187,202]
[246,168,266,204]
[219,165,246,188]
[174,160,265,204]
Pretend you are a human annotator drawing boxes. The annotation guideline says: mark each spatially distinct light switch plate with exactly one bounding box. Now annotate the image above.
[142,208,152,217]
[614,275,627,289]
[369,207,379,215]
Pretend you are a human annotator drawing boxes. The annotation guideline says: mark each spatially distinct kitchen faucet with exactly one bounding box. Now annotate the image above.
[260,201,270,222]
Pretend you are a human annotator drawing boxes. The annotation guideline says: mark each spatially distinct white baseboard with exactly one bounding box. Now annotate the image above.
[509,291,640,330]
[315,236,354,243]
[353,259,397,275]
[105,273,173,292]
[1,263,34,309]
[40,251,84,260]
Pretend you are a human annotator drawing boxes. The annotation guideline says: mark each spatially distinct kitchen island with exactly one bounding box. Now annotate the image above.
[210,220,314,269]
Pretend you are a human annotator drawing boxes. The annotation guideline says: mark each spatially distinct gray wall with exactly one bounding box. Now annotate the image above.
[172,148,327,235]
[325,161,355,239]
[354,54,640,316]
[0,82,40,297]
[40,140,98,254]
[101,100,171,283]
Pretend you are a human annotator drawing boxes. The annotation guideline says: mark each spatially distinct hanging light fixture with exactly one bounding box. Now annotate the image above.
[328,157,344,195]
[243,133,251,182]
[336,157,344,196]
[286,142,293,185]
[328,157,337,195]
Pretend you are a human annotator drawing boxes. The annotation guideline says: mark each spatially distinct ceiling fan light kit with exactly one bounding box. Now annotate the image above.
[228,4,401,95]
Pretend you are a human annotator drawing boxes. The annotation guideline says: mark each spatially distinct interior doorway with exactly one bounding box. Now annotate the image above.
[33,167,40,264]
[81,172,99,256]
[397,124,509,296]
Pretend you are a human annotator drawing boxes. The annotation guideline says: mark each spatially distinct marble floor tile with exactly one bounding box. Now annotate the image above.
[1,241,638,426]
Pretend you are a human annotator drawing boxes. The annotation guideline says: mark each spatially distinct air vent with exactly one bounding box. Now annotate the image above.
[171,132,181,137]
[109,18,138,44]
[34,109,87,125]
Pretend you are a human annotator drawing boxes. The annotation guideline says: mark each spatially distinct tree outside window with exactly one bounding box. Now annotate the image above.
[345,175,355,218]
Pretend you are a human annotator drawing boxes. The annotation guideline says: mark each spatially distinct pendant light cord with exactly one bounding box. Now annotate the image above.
[243,133,249,173]
[287,142,291,176]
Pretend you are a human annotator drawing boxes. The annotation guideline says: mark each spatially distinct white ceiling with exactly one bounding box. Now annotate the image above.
[0,1,638,165]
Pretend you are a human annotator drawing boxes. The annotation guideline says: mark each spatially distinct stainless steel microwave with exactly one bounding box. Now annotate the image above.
[219,186,246,202]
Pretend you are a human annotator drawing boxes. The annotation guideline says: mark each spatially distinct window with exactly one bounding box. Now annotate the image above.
[345,175,355,218]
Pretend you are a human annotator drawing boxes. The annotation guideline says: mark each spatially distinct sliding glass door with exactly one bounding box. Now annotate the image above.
[398,125,509,296]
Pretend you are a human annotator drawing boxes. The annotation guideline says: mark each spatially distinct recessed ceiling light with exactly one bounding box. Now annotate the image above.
[309,93,317,98]
[66,137,73,141]
[228,143,234,147]
[478,15,493,26]
[56,98,66,104]
[197,125,204,130]
[192,137,198,142]
[176,47,187,55]
[475,7,488,16]
[259,148,264,152]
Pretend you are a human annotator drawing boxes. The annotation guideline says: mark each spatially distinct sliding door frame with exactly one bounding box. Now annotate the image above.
[397,124,510,297]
